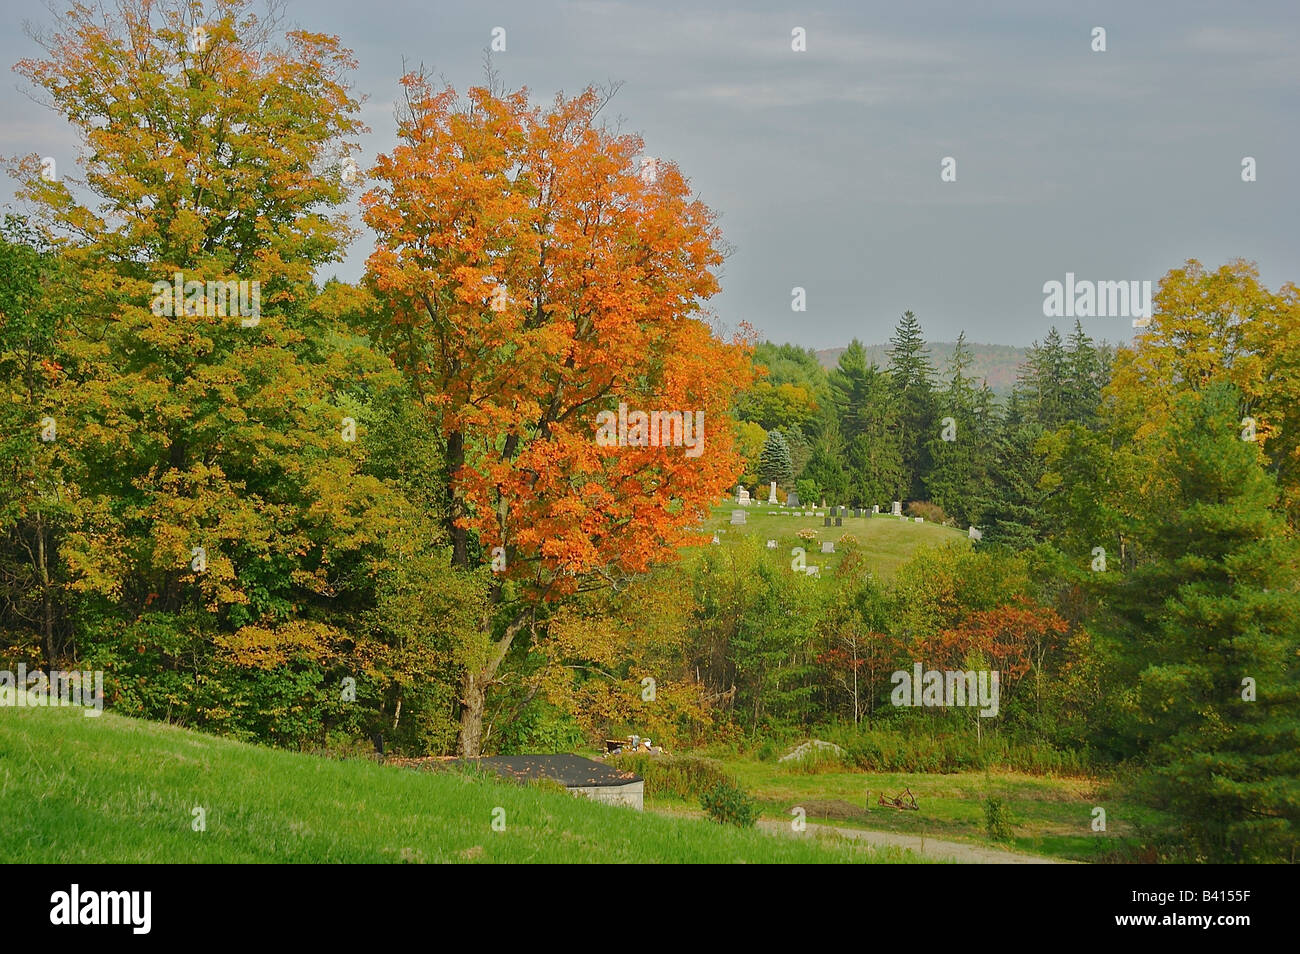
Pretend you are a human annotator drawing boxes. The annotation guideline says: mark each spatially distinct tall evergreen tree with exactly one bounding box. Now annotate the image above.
[828,339,873,439]
[1063,320,1105,427]
[830,339,903,504]
[1099,382,1300,861]
[924,332,994,524]
[803,408,849,504]
[886,311,937,499]
[1019,328,1069,429]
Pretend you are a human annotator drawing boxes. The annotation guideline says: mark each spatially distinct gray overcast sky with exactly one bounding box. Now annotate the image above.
[3,0,1297,347]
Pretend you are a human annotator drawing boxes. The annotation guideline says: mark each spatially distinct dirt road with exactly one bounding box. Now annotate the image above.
[756,817,1070,863]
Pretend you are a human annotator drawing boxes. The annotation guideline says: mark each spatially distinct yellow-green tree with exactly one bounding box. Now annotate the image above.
[1107,259,1300,524]
[7,0,410,744]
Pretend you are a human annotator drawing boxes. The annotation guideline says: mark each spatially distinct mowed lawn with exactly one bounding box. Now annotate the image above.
[646,753,1152,863]
[701,504,969,577]
[0,706,916,863]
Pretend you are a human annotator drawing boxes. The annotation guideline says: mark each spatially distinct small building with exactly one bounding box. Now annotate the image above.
[462,754,644,810]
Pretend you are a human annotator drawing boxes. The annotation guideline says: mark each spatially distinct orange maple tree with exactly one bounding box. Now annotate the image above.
[361,75,752,753]
[927,598,1070,710]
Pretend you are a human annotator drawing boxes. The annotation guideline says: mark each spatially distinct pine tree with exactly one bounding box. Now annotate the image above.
[886,311,937,499]
[831,339,903,505]
[757,429,795,486]
[924,332,994,524]
[803,409,849,503]
[1100,382,1300,861]
[1019,328,1069,429]
[978,389,1047,548]
[1063,320,1105,426]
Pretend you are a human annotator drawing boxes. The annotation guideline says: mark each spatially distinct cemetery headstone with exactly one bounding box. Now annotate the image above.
[767,481,778,504]
[968,526,982,541]
[892,500,902,517]
[835,516,843,527]
[872,505,880,514]
[823,516,831,528]
[914,517,923,523]
[787,491,801,508]
[736,486,750,507]
[766,539,777,549]
[805,565,820,577]
[821,541,834,554]
[730,510,747,525]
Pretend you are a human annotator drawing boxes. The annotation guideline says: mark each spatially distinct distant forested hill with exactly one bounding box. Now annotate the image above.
[816,342,1028,397]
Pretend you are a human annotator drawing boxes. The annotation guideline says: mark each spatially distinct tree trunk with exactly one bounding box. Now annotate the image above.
[37,516,55,670]
[457,671,486,757]
[446,431,468,568]
[456,613,531,757]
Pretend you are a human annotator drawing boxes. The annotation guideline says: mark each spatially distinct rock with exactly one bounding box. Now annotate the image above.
[778,739,848,763]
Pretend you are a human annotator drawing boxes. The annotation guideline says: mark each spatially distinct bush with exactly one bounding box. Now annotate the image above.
[905,500,949,524]
[608,753,731,801]
[700,779,758,828]
[983,796,1015,842]
[813,721,1093,775]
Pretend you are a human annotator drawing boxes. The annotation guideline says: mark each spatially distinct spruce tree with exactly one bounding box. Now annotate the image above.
[1100,382,1300,861]
[1019,328,1068,429]
[924,332,994,524]
[1063,320,1106,427]
[757,429,794,486]
[886,311,937,499]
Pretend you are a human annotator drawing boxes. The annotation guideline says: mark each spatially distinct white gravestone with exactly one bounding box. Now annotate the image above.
[736,486,751,507]
[821,541,834,553]
[768,481,778,504]
[892,501,902,517]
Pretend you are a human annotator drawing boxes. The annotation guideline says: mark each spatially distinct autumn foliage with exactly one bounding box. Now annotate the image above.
[361,75,752,752]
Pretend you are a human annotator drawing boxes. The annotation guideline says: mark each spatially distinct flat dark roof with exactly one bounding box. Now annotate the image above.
[458,754,642,788]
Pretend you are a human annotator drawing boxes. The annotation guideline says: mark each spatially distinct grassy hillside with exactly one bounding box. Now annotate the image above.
[701,504,969,577]
[0,706,914,863]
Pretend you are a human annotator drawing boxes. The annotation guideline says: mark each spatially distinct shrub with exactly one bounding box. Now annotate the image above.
[983,796,1015,842]
[905,500,949,524]
[608,753,731,801]
[816,722,1093,775]
[700,779,758,828]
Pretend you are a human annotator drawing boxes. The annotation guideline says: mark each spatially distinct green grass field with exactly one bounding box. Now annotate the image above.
[702,503,969,577]
[0,706,922,863]
[632,749,1152,863]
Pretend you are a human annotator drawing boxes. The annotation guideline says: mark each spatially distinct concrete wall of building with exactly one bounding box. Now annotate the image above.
[571,781,644,811]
